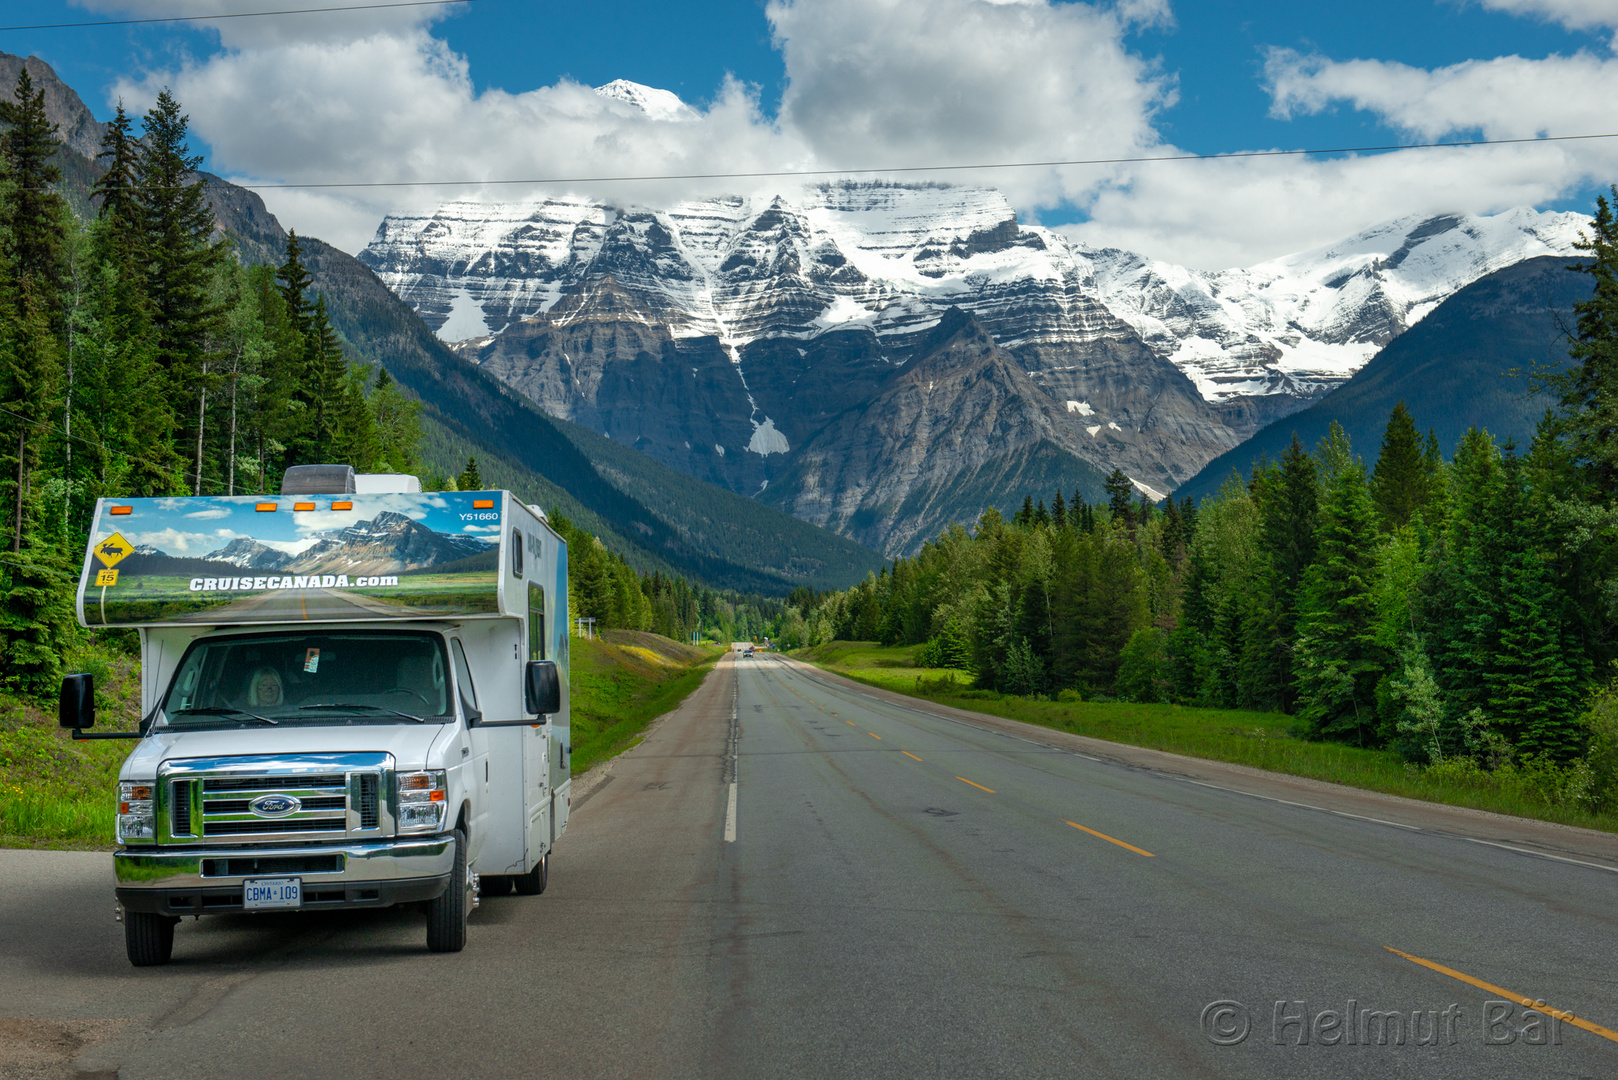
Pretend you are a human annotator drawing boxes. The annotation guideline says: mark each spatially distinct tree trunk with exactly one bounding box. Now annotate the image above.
[194,361,207,496]
[13,429,24,554]
[227,349,240,497]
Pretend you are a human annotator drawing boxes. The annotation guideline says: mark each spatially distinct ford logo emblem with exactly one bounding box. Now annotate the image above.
[250,794,301,817]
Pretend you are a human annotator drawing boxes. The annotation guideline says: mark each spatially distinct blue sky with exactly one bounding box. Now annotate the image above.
[6,0,1617,266]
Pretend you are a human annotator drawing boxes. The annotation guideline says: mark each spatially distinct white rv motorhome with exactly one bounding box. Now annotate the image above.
[59,466,570,965]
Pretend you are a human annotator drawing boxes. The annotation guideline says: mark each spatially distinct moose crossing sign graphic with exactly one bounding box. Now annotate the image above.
[94,533,133,568]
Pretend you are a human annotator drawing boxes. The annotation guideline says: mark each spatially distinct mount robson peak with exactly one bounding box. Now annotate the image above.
[359,119,1582,552]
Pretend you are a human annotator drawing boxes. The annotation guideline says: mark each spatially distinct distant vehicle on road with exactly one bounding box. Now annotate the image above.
[62,465,572,966]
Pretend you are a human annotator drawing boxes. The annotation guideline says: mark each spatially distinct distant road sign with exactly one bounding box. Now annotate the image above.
[94,533,133,568]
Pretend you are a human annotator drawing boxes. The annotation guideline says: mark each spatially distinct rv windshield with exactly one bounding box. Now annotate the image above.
[160,631,453,728]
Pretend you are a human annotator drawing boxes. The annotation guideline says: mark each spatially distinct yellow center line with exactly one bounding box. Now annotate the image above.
[846,720,855,725]
[901,751,923,762]
[1064,820,1155,857]
[1383,946,1618,1044]
[869,732,882,739]
[956,776,996,794]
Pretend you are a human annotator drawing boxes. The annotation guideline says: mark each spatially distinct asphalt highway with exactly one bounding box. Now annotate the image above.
[3,653,1616,1079]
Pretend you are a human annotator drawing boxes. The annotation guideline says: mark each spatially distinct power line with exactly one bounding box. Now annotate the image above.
[0,403,184,481]
[220,130,1618,190]
[0,0,473,32]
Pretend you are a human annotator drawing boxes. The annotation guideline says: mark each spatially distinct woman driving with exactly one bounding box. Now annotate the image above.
[246,666,284,709]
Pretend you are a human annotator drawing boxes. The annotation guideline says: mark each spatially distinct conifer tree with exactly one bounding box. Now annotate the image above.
[1371,401,1426,529]
[302,294,346,461]
[0,68,68,307]
[1420,428,1449,526]
[92,101,143,259]
[457,456,483,490]
[1294,460,1384,743]
[277,230,313,339]
[1540,187,1618,489]
[1483,451,1585,759]
[1051,488,1067,529]
[1104,469,1134,526]
[138,89,224,374]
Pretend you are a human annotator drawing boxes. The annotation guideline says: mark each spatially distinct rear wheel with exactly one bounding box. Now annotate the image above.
[425,828,470,953]
[513,852,548,896]
[125,911,176,967]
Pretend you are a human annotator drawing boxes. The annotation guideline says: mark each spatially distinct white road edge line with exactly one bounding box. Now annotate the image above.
[725,782,737,842]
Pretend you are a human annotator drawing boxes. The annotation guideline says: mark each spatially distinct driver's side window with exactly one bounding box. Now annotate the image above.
[450,639,480,720]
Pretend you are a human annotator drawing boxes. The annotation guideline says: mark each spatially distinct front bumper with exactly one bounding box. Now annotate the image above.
[114,835,453,915]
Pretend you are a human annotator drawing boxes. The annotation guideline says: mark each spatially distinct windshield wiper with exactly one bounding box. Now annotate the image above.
[171,706,278,726]
[299,702,427,723]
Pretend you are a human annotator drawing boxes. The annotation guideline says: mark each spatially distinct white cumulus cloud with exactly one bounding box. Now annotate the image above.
[85,0,1618,267]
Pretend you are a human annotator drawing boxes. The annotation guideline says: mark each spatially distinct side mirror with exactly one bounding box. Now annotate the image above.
[524,660,561,716]
[59,673,95,730]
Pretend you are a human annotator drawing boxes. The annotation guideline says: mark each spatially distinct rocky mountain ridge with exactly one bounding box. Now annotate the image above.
[358,128,1582,551]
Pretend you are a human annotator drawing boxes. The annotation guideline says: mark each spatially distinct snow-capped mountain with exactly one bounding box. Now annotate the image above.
[202,513,493,576]
[355,106,1585,553]
[1086,208,1583,402]
[362,183,1581,405]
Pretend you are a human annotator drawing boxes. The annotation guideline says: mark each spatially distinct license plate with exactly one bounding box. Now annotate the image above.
[243,877,302,909]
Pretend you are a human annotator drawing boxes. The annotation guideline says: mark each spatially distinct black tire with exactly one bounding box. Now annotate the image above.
[425,828,470,953]
[512,852,548,896]
[125,911,176,967]
[480,874,513,896]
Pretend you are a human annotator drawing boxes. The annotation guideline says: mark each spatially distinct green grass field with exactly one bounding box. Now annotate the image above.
[797,641,1618,833]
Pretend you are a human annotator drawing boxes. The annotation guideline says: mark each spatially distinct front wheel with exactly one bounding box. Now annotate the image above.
[125,911,176,967]
[425,828,471,953]
[513,852,548,895]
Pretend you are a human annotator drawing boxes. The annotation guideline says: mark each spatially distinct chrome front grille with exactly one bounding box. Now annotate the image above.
[157,753,394,845]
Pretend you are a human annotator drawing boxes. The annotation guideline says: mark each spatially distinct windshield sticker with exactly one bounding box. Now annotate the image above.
[303,648,320,673]
[79,492,503,626]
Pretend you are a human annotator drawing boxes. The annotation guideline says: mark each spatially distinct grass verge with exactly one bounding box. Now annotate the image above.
[569,632,721,776]
[1,639,142,849]
[797,641,1618,834]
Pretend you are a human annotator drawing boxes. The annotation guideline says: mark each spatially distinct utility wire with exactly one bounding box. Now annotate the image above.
[0,0,472,32]
[0,403,185,481]
[220,130,1618,190]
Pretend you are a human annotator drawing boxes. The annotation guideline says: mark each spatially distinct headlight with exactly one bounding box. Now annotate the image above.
[397,770,448,834]
[117,781,155,844]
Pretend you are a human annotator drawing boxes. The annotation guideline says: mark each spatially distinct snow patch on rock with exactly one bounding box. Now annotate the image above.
[747,416,791,456]
[437,286,491,343]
